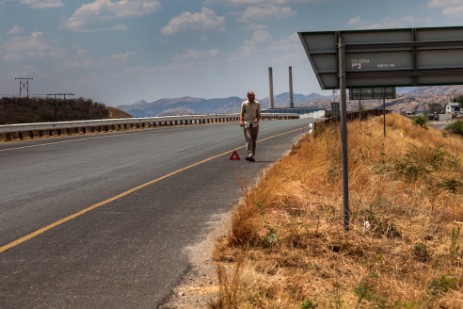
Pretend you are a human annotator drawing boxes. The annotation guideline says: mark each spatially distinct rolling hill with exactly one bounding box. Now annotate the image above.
[0,97,131,125]
[117,96,243,117]
[117,93,331,117]
[116,86,463,117]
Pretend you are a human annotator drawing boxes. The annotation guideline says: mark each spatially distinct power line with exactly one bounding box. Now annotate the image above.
[46,93,75,121]
[46,93,75,100]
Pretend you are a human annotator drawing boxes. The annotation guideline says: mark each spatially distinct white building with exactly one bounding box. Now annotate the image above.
[445,102,460,114]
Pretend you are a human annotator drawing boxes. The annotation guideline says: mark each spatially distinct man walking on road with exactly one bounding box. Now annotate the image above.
[240,90,261,162]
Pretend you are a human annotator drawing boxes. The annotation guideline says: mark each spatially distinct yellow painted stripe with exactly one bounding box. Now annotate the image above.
[0,126,304,254]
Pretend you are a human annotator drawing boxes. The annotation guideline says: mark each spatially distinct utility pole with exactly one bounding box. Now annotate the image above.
[338,36,349,231]
[15,77,33,97]
[47,93,75,121]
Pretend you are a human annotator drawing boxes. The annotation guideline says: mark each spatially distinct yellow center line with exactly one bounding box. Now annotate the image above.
[0,126,305,254]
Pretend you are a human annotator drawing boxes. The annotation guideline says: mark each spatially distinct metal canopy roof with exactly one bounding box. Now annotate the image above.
[298,26,463,89]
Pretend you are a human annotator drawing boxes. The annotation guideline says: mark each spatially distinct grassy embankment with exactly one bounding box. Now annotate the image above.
[0,97,131,124]
[213,113,463,308]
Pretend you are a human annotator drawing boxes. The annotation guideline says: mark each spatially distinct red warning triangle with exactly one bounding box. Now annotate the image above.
[229,150,241,160]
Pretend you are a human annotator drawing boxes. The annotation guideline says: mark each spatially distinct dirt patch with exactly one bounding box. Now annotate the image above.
[159,212,231,309]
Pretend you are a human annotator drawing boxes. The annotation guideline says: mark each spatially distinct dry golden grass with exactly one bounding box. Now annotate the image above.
[212,113,463,309]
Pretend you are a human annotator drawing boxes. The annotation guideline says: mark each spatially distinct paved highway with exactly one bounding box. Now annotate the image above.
[0,119,310,308]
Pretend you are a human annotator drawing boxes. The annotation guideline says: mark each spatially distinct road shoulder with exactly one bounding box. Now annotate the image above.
[159,211,231,309]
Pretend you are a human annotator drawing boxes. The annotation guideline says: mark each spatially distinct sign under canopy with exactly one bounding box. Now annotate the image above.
[299,26,463,89]
[349,87,396,100]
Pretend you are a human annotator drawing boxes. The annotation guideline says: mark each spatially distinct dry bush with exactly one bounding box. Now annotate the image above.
[212,113,463,308]
[0,97,111,124]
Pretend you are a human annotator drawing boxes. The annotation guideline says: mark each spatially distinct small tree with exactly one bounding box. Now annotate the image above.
[428,103,444,114]
[452,95,463,109]
[413,114,428,128]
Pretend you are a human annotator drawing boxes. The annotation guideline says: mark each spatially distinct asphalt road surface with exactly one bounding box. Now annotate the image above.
[0,119,310,308]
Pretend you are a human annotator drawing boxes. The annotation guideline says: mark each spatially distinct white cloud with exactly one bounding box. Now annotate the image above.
[266,32,307,63]
[113,65,158,79]
[172,48,221,62]
[442,5,463,14]
[20,0,63,9]
[17,64,39,76]
[3,31,51,61]
[427,0,463,8]
[209,0,284,3]
[347,16,362,26]
[205,0,260,4]
[239,5,295,22]
[108,51,135,61]
[229,24,272,60]
[64,0,161,32]
[3,30,134,75]
[161,7,225,36]
[205,0,314,4]
[63,51,135,69]
[8,25,24,35]
[169,48,222,71]
[345,15,430,29]
[269,32,300,52]
[62,58,96,70]
[250,26,272,43]
[426,0,463,15]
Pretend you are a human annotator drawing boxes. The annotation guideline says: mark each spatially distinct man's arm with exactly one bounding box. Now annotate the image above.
[240,102,245,127]
[254,102,261,122]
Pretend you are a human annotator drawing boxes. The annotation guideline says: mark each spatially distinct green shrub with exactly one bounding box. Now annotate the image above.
[427,275,459,298]
[300,299,317,309]
[445,120,463,135]
[450,227,462,261]
[394,151,429,181]
[413,242,431,262]
[353,273,389,308]
[393,146,453,182]
[262,226,278,247]
[412,114,428,128]
[442,178,462,193]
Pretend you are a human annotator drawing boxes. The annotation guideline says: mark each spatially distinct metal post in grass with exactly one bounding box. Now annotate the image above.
[383,88,386,138]
[338,36,349,231]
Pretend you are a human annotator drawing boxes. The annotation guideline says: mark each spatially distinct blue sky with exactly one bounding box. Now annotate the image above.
[0,0,461,106]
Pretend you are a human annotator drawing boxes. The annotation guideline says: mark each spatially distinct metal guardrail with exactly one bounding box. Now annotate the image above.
[0,113,300,142]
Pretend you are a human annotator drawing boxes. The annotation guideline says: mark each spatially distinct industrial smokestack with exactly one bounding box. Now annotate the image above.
[289,66,294,108]
[268,67,274,108]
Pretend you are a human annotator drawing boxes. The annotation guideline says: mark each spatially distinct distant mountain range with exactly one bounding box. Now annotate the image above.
[117,92,331,117]
[117,86,463,117]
